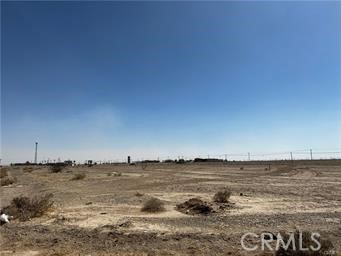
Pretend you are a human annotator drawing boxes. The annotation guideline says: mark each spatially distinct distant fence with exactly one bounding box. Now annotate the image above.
[6,149,341,166]
[134,149,341,163]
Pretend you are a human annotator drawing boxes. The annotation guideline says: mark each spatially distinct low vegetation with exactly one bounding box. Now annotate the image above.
[1,176,17,186]
[277,164,295,173]
[135,192,144,197]
[176,198,213,215]
[71,173,86,180]
[0,168,9,178]
[23,166,34,173]
[141,162,148,170]
[141,197,165,213]
[3,193,54,221]
[213,187,231,203]
[50,164,65,173]
[0,167,17,186]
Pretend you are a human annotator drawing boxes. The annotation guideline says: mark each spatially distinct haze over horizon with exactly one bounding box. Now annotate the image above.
[2,1,341,164]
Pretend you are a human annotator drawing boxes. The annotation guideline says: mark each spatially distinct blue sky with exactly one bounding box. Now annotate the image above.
[2,1,341,163]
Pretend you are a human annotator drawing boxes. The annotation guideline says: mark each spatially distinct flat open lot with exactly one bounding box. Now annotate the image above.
[1,161,340,255]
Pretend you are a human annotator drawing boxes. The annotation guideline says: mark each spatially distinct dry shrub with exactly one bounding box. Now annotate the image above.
[135,192,144,197]
[3,193,54,221]
[275,230,334,256]
[71,173,86,180]
[1,176,17,186]
[0,168,8,178]
[141,197,165,213]
[240,167,244,170]
[116,220,133,228]
[277,165,295,173]
[113,172,122,177]
[141,162,148,170]
[50,165,65,173]
[0,167,16,186]
[213,187,231,203]
[23,166,34,173]
[176,198,213,215]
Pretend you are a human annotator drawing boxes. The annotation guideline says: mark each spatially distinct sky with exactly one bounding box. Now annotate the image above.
[1,1,341,164]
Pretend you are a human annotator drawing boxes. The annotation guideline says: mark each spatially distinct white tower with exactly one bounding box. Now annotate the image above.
[34,142,38,164]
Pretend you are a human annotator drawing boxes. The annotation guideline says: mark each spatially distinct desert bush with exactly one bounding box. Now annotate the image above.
[141,197,165,213]
[71,173,86,180]
[277,165,295,173]
[275,230,334,256]
[176,198,213,215]
[50,164,65,173]
[3,193,54,221]
[0,168,9,178]
[23,166,34,173]
[135,192,144,197]
[113,172,122,177]
[1,176,17,186]
[213,187,231,203]
[141,162,148,170]
[240,167,244,170]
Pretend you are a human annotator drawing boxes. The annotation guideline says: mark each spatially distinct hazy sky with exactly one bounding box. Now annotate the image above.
[2,1,341,163]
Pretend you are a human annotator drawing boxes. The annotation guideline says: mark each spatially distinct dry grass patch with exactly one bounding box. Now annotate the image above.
[176,198,213,215]
[213,187,231,203]
[141,197,165,213]
[135,192,144,197]
[50,165,65,173]
[0,168,17,186]
[3,193,54,221]
[1,176,17,186]
[23,166,35,173]
[0,168,9,178]
[71,173,86,180]
[141,162,148,170]
[113,172,122,177]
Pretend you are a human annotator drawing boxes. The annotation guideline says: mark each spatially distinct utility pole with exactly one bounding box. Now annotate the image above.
[34,142,38,164]
[248,152,250,161]
[290,152,293,161]
[310,149,313,160]
[224,154,227,161]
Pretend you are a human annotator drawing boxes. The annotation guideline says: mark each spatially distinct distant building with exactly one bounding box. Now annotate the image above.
[64,160,73,166]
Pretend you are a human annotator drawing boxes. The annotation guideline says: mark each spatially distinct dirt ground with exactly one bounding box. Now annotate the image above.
[1,161,340,255]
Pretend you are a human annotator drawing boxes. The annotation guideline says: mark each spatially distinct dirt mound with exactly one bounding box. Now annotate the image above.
[269,166,321,179]
[289,168,321,179]
[176,198,213,215]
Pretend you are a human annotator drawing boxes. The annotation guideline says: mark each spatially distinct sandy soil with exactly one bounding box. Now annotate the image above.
[0,161,340,255]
